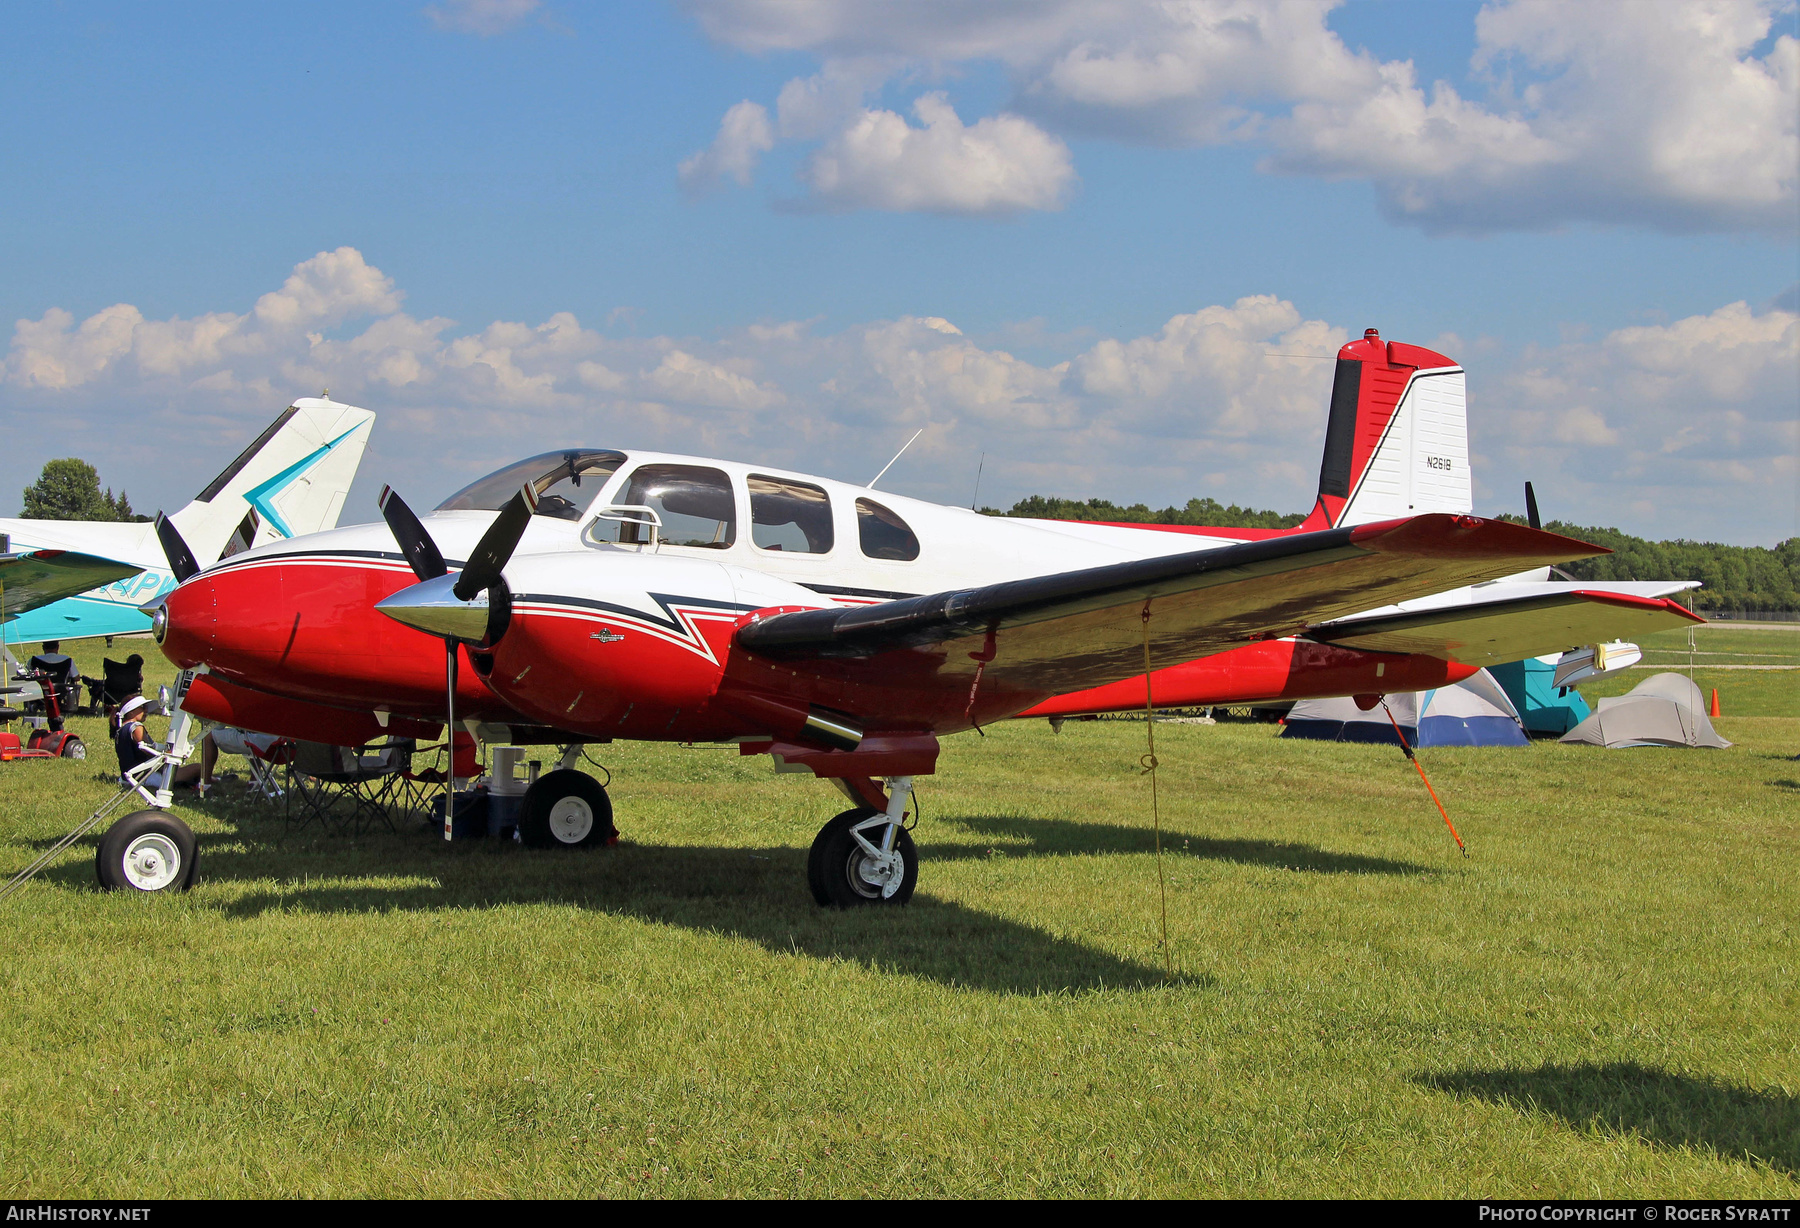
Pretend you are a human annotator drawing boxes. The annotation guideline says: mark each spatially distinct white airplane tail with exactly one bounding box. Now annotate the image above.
[1299,329,1471,530]
[166,397,376,565]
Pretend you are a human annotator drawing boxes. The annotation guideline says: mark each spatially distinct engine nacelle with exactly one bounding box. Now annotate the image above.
[475,551,825,743]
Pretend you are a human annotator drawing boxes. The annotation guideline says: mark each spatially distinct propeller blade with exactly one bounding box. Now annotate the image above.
[154,514,200,583]
[1524,481,1541,532]
[378,486,448,583]
[453,483,538,602]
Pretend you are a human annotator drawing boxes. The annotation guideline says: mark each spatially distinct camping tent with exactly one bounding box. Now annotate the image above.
[1281,669,1529,747]
[1558,672,1731,749]
[1490,655,1592,737]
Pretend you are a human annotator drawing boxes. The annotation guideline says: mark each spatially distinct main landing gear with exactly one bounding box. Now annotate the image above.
[807,776,917,907]
[518,766,617,850]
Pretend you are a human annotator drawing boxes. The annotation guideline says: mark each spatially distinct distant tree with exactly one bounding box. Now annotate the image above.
[21,458,113,520]
[1496,515,1797,612]
[103,488,150,522]
[1004,494,1307,530]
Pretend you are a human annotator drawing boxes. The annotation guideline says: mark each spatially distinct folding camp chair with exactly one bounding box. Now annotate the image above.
[207,727,295,801]
[285,738,422,835]
[83,655,145,715]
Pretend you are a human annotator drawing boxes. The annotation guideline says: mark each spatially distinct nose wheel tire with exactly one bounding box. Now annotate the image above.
[518,769,616,849]
[808,808,917,907]
[96,811,198,894]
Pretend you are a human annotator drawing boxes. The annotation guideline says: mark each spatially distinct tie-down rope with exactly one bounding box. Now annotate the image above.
[1140,603,1173,977]
[1380,700,1467,857]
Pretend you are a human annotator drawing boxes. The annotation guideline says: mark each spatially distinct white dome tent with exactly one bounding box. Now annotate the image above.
[1558,672,1731,749]
[1281,669,1529,748]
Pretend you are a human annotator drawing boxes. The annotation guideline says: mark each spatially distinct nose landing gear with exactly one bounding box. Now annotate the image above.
[96,811,198,893]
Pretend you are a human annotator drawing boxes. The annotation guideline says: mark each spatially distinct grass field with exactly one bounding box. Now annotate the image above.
[0,637,1794,1197]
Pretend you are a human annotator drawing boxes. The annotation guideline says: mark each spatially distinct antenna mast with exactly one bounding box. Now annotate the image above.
[868,428,924,490]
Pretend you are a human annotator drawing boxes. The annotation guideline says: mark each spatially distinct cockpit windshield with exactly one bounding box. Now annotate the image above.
[436,450,627,521]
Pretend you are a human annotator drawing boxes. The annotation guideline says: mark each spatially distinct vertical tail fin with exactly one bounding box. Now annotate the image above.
[1300,329,1469,530]
[166,397,376,565]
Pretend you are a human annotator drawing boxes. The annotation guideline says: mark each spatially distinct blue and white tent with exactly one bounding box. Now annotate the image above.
[1281,669,1529,748]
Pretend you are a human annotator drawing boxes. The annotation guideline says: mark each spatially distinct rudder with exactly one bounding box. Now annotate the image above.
[1301,329,1469,530]
[165,397,376,565]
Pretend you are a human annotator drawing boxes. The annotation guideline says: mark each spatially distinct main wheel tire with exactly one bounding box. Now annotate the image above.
[518,769,615,850]
[60,736,85,760]
[96,811,198,893]
[807,808,917,907]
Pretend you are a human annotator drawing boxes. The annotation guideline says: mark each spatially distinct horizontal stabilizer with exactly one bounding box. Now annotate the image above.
[1312,588,1702,666]
[0,549,142,621]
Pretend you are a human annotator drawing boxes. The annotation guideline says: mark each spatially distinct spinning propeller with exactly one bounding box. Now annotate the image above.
[374,482,539,839]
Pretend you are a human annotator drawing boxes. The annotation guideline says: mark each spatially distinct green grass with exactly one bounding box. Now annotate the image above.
[0,638,1795,1197]
[1577,624,1799,717]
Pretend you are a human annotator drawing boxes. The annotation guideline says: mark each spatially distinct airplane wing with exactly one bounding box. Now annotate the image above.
[0,549,142,620]
[735,514,1607,700]
[1307,587,1703,666]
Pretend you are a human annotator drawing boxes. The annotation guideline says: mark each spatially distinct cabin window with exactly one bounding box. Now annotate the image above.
[437,450,627,521]
[749,475,833,554]
[856,498,919,561]
[604,464,737,549]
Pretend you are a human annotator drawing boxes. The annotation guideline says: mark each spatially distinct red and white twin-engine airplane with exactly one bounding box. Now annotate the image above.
[151,330,1700,904]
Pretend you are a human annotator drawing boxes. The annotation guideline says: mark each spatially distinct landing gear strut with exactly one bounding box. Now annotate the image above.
[808,776,917,907]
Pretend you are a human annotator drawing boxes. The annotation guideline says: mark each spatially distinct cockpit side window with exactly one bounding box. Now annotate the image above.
[436,450,627,521]
[750,475,833,554]
[602,464,737,549]
[855,498,920,562]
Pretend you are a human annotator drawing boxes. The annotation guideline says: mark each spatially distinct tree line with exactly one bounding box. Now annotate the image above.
[987,495,1308,530]
[992,495,1797,611]
[19,458,152,523]
[1494,516,1799,613]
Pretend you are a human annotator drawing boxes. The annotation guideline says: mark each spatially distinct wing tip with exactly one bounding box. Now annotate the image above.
[1349,513,1611,561]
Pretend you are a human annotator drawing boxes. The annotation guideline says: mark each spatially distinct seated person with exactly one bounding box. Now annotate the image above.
[26,640,79,712]
[113,695,205,790]
[28,640,74,675]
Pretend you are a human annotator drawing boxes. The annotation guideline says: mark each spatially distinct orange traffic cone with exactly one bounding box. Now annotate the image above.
[1709,688,1721,717]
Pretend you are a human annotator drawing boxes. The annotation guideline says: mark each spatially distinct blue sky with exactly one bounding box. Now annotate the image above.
[2,1,1795,544]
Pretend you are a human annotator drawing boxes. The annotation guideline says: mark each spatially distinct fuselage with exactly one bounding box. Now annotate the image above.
[157,447,1477,746]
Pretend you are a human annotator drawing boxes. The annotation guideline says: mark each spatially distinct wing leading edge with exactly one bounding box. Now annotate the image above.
[735,514,1608,698]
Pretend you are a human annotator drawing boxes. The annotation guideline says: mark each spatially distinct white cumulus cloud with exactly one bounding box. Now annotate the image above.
[1479,301,1797,539]
[424,0,541,37]
[681,0,1799,233]
[3,248,1790,543]
[678,101,776,194]
[800,93,1074,214]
